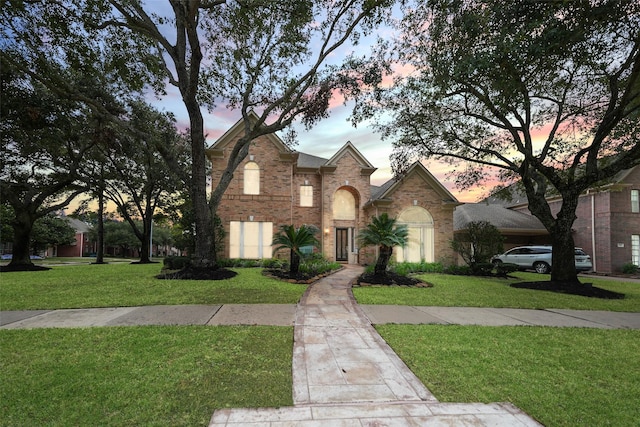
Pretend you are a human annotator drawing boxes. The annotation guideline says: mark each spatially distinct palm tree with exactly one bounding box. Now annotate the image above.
[358,213,408,276]
[272,224,319,274]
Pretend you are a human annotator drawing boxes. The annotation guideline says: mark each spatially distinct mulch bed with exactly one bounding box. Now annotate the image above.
[510,281,625,299]
[156,266,238,280]
[352,272,433,288]
[0,264,51,272]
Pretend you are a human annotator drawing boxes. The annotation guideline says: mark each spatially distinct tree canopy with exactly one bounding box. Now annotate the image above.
[356,0,640,284]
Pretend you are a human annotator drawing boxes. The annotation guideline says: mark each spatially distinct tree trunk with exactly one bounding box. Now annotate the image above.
[8,211,34,267]
[375,246,392,275]
[95,189,105,264]
[549,196,580,285]
[290,249,300,274]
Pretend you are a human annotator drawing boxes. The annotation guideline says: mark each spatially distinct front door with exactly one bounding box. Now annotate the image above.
[336,228,349,262]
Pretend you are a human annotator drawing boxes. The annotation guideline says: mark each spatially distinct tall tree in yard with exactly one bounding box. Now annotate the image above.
[2,0,392,276]
[0,62,94,270]
[355,0,640,286]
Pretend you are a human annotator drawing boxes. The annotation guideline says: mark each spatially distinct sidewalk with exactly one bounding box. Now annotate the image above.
[2,303,638,330]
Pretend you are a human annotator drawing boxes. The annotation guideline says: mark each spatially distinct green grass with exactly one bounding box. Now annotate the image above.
[0,264,307,310]
[353,272,640,312]
[377,324,640,427]
[0,325,293,426]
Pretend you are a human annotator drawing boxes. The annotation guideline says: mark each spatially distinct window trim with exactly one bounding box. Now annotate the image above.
[300,185,313,207]
[631,189,639,213]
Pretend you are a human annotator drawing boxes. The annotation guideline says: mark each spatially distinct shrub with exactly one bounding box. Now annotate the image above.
[494,262,520,276]
[471,262,494,276]
[393,261,444,275]
[621,262,639,274]
[443,264,473,275]
[163,256,191,270]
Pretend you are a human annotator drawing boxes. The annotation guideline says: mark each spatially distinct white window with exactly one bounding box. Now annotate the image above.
[229,221,273,259]
[632,189,639,213]
[396,206,435,263]
[632,235,639,266]
[244,162,260,195]
[300,185,313,207]
[333,189,356,220]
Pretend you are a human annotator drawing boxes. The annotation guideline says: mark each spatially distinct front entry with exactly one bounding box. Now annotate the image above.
[336,228,349,262]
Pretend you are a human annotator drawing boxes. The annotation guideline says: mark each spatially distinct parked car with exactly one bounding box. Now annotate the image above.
[491,245,592,274]
[0,254,44,260]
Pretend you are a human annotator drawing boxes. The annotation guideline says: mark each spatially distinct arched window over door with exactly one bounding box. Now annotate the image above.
[333,189,356,220]
[396,206,435,262]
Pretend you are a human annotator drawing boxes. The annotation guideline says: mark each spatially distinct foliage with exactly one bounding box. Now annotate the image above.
[30,215,76,253]
[378,325,640,427]
[272,224,319,274]
[0,59,94,267]
[98,101,187,263]
[442,265,473,276]
[162,256,191,271]
[451,221,504,268]
[356,0,640,284]
[622,262,639,274]
[358,213,409,275]
[1,326,293,426]
[366,261,444,275]
[494,262,519,277]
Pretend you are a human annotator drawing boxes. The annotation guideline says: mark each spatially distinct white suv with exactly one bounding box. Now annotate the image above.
[491,245,592,274]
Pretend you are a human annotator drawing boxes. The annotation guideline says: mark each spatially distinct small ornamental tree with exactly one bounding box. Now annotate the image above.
[272,224,319,275]
[358,213,408,276]
[451,221,504,271]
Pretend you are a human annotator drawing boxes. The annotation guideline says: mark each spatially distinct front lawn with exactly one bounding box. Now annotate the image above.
[353,272,640,312]
[378,324,640,427]
[0,264,307,310]
[0,325,293,426]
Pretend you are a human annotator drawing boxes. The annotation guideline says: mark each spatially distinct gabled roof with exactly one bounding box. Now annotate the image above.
[207,111,293,158]
[367,162,459,207]
[325,141,376,171]
[63,217,91,234]
[454,203,548,235]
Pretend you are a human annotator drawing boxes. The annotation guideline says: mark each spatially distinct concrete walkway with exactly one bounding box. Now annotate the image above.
[208,266,542,426]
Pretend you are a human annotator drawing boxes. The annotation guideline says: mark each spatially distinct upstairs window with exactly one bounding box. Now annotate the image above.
[632,189,639,213]
[244,162,260,195]
[300,185,313,207]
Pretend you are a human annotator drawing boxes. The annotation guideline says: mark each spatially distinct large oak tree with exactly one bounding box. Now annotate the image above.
[356,0,640,285]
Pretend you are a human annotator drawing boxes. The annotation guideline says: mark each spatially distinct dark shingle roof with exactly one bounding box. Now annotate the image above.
[296,152,328,168]
[454,203,547,232]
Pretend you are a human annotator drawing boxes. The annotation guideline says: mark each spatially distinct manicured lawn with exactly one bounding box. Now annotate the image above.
[0,326,293,426]
[0,264,307,310]
[353,272,640,312]
[377,324,640,427]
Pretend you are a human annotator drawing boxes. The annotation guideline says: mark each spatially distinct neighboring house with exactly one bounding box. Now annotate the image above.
[49,217,96,257]
[454,203,549,248]
[207,114,460,266]
[477,166,640,274]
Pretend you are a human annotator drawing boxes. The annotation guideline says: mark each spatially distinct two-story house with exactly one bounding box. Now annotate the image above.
[207,115,460,266]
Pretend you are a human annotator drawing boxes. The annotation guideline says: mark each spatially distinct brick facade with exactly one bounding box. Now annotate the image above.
[511,166,640,273]
[207,116,460,265]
